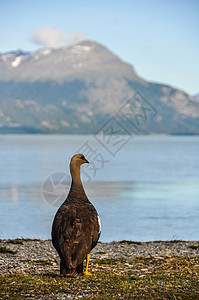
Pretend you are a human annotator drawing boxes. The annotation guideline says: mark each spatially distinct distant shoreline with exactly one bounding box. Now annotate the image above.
[0,131,199,135]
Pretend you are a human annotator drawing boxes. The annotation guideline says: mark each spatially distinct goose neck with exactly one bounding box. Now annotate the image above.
[70,163,82,186]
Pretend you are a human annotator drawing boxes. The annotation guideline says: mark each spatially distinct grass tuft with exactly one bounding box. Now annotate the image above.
[146,240,185,244]
[33,260,53,266]
[20,238,41,242]
[119,240,142,245]
[0,246,17,254]
[189,244,199,250]
[6,239,23,245]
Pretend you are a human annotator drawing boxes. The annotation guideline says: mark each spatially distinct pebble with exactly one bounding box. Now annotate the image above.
[0,239,199,275]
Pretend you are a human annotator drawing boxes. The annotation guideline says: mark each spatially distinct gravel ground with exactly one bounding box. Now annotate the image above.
[1,239,199,275]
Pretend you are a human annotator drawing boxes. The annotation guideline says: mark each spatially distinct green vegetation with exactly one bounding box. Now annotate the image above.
[2,238,41,243]
[0,256,198,299]
[33,260,53,266]
[189,244,199,250]
[19,238,41,242]
[145,240,185,244]
[6,239,23,245]
[119,240,142,245]
[20,259,53,266]
[0,247,17,254]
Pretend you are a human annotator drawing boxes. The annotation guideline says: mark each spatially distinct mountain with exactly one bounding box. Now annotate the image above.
[0,40,199,134]
[194,93,199,100]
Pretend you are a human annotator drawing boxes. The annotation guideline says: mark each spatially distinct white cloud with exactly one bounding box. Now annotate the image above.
[32,27,86,48]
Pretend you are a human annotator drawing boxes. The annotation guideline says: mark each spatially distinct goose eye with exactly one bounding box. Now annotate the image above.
[80,155,84,159]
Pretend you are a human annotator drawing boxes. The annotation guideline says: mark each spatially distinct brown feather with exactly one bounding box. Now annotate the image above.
[51,154,100,275]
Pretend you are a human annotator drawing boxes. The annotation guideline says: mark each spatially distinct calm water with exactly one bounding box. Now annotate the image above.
[0,134,199,242]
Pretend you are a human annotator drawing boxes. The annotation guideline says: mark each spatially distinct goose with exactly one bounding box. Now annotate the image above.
[51,153,101,276]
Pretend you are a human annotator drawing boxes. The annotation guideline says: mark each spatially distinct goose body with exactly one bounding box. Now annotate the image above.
[51,154,101,276]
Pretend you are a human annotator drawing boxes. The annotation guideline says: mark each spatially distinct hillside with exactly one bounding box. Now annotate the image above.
[0,40,198,134]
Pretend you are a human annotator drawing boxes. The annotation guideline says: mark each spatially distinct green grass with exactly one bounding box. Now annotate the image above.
[20,259,53,266]
[6,239,23,245]
[0,256,199,299]
[0,247,17,254]
[33,260,53,266]
[119,240,142,245]
[94,258,126,265]
[20,238,41,242]
[1,238,41,244]
[145,240,185,244]
[189,244,199,250]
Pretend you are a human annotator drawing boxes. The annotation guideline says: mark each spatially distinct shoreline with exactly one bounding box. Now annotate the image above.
[1,239,199,275]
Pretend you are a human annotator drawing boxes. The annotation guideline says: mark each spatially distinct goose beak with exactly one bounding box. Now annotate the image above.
[85,158,89,164]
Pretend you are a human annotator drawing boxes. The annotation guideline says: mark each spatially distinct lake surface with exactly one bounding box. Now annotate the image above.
[0,134,199,242]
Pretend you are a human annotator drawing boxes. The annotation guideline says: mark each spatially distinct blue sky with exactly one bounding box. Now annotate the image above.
[1,0,198,95]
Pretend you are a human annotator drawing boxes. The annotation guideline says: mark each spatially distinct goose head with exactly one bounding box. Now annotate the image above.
[70,153,89,184]
[70,153,89,167]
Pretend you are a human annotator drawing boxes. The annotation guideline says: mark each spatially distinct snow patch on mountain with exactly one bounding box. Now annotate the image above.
[40,48,52,56]
[11,56,23,67]
[72,45,92,56]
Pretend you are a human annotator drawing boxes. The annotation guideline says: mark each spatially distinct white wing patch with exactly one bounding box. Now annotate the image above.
[97,215,101,234]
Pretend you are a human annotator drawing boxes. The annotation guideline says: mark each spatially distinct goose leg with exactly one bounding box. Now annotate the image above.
[84,254,91,275]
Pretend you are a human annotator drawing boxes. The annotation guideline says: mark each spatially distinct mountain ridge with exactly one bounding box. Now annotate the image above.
[0,40,139,82]
[0,40,198,134]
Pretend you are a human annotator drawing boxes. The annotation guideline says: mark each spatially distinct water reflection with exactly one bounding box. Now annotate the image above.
[10,186,19,202]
